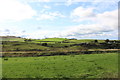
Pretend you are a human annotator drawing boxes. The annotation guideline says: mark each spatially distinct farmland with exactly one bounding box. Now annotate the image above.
[2,36,120,57]
[1,36,119,78]
[2,53,118,78]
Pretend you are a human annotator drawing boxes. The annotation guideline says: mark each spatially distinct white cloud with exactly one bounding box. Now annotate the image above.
[71,7,95,21]
[71,6,118,29]
[37,14,53,20]
[21,30,60,39]
[1,7,117,39]
[40,0,50,2]
[0,26,25,37]
[21,0,119,3]
[43,5,51,9]
[20,0,51,3]
[36,11,65,20]
[58,7,118,39]
[0,0,36,22]
[58,24,114,38]
[96,10,118,29]
[65,0,73,6]
[65,0,88,6]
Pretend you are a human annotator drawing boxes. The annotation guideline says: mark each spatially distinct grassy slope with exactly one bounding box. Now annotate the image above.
[37,38,67,42]
[2,38,92,51]
[1,38,25,42]
[3,44,49,51]
[1,37,104,43]
[31,38,68,44]
[69,39,105,43]
[2,53,118,78]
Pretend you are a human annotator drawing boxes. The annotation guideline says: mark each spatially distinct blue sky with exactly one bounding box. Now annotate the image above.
[0,0,119,39]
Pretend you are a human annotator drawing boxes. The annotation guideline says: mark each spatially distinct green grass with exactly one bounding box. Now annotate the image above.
[3,42,50,51]
[1,38,25,42]
[2,53,118,78]
[34,38,67,42]
[69,39,105,43]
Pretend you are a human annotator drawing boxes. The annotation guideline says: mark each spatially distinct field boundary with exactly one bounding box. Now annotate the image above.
[1,49,119,57]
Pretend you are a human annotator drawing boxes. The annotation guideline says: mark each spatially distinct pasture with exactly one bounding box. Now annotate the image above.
[2,53,118,78]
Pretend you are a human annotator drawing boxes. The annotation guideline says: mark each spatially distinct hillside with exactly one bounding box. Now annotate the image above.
[1,36,119,78]
[1,36,120,57]
[0,36,25,42]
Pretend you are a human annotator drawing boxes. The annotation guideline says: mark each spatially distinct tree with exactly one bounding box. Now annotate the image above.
[42,43,47,46]
[105,39,109,43]
[24,39,32,42]
[94,40,98,43]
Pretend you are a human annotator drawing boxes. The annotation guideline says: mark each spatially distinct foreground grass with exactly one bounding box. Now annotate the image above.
[2,53,118,78]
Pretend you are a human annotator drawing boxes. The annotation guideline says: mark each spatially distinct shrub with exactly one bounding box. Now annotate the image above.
[4,58,8,61]
[41,43,47,46]
[94,40,98,43]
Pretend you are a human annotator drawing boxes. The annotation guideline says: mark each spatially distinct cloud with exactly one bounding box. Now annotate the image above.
[64,0,119,9]
[65,0,88,6]
[37,27,42,30]
[96,10,118,29]
[22,30,26,33]
[36,11,65,20]
[58,7,118,39]
[58,24,114,38]
[21,0,119,3]
[0,0,36,22]
[0,26,27,37]
[22,30,60,39]
[19,0,51,3]
[43,5,51,9]
[0,26,59,39]
[4,29,10,32]
[71,6,118,29]
[71,7,95,21]
[0,1,118,39]
[2,8,117,39]
[65,0,73,6]
[1,24,116,39]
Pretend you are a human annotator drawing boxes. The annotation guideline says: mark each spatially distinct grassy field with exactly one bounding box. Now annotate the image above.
[2,53,118,78]
[1,37,105,43]
[35,38,67,42]
[1,36,119,78]
[1,38,25,42]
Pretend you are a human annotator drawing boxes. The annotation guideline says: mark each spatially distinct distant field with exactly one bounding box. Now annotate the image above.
[1,37,105,44]
[2,53,118,78]
[35,38,67,42]
[69,39,105,43]
[1,38,25,42]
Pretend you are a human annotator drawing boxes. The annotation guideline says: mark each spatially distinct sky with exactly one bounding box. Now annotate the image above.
[0,0,119,39]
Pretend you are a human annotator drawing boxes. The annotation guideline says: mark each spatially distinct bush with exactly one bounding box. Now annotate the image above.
[24,39,32,42]
[41,43,47,46]
[94,40,98,43]
[4,58,8,61]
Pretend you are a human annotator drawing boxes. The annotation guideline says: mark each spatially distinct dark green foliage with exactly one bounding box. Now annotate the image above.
[42,43,48,46]
[105,39,110,43]
[94,40,98,43]
[24,39,32,42]
[4,58,8,61]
